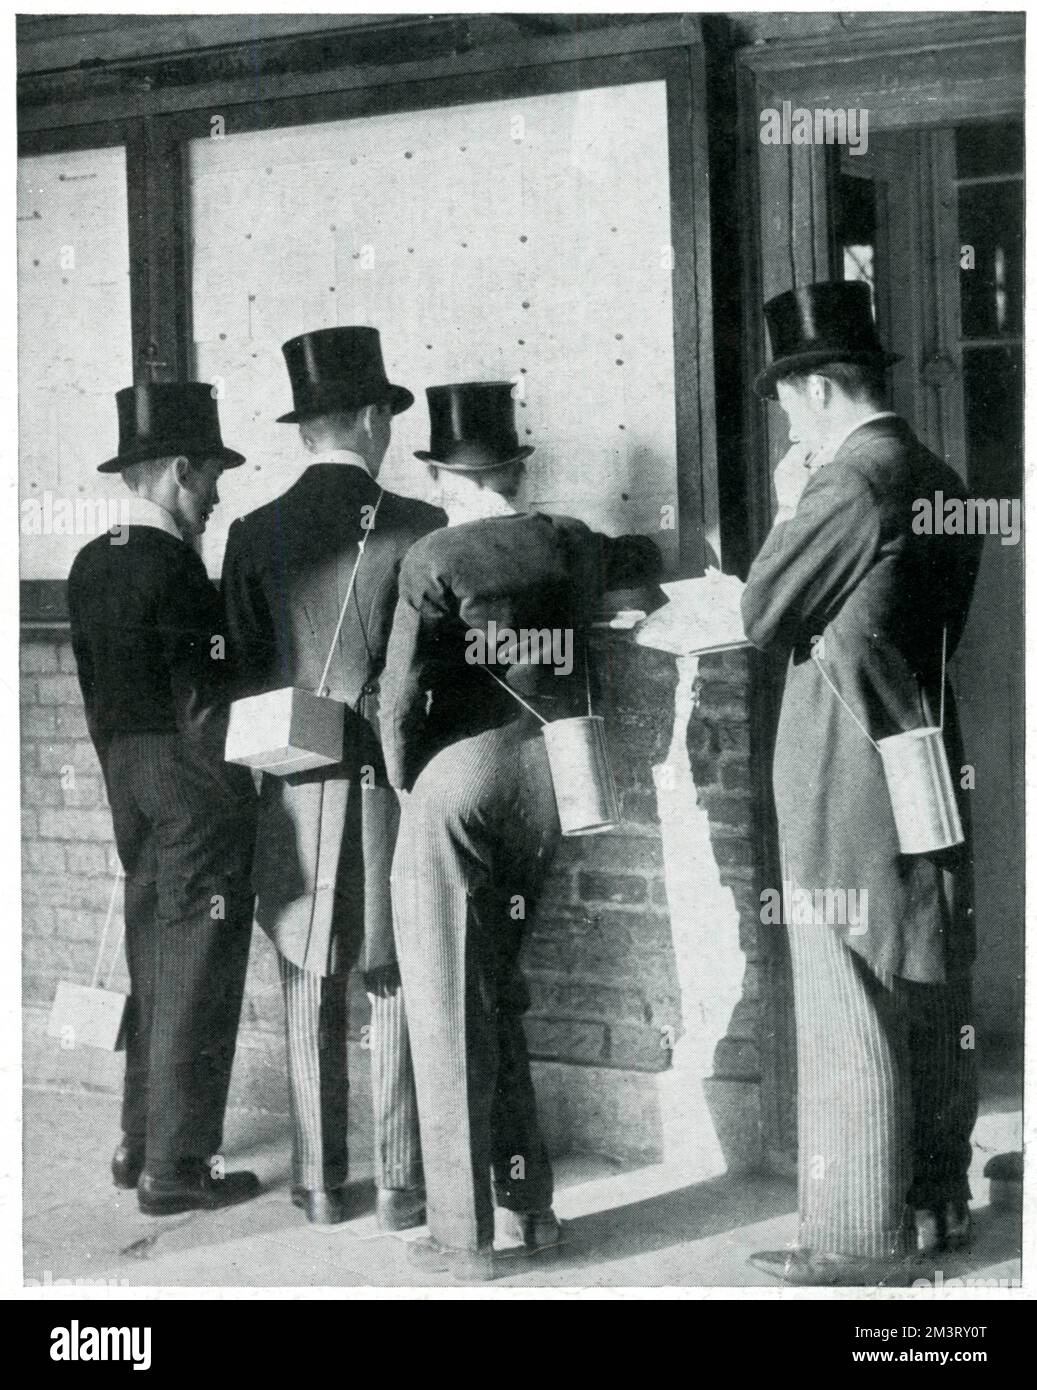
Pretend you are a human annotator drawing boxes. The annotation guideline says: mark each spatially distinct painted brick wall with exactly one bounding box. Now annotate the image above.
[21,627,764,1166]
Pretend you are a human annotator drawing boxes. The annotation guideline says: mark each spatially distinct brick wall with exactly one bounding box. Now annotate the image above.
[21,626,766,1170]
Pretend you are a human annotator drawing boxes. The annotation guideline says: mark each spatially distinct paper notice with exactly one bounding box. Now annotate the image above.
[632,568,750,657]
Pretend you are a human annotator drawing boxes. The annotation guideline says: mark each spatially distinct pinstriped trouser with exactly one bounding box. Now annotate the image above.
[107,732,256,1176]
[789,921,977,1259]
[391,720,558,1251]
[279,957,422,1192]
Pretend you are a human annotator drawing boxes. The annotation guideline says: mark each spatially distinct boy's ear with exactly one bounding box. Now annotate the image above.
[172,455,193,487]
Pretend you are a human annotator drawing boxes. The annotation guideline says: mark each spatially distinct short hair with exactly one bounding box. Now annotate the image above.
[304,402,389,439]
[312,406,363,433]
[783,359,888,405]
[121,455,181,493]
[430,459,525,500]
[478,460,525,499]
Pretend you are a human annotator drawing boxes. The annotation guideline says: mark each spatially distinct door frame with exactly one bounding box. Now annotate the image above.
[735,11,1025,1165]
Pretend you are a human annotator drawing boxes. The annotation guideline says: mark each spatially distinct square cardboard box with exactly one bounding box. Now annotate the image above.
[226,687,345,776]
[47,981,127,1052]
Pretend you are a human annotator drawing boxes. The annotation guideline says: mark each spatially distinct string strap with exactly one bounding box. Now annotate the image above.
[316,489,384,698]
[811,651,879,750]
[478,630,596,726]
[90,869,125,991]
[483,665,549,725]
[812,625,949,750]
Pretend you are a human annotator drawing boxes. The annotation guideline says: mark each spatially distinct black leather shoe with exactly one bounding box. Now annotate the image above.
[498,1208,563,1254]
[407,1237,496,1282]
[749,1248,918,1287]
[112,1138,145,1190]
[376,1188,426,1233]
[914,1208,941,1256]
[138,1165,261,1217]
[291,1185,350,1225]
[943,1201,972,1251]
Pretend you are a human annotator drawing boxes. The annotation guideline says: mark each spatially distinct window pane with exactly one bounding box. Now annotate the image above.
[187,82,678,575]
[18,145,133,580]
[958,182,1023,339]
[962,346,1022,497]
[955,121,1023,178]
[833,172,878,323]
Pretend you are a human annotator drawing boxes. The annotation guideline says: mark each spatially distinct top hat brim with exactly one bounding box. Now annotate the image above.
[754,348,900,401]
[97,442,246,475]
[276,382,414,424]
[414,445,535,472]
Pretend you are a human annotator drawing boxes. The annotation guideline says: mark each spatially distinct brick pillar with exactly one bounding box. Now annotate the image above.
[521,633,771,1173]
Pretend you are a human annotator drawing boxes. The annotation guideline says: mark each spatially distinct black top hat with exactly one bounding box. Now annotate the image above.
[414,382,535,472]
[754,281,900,399]
[98,383,246,474]
[276,327,413,423]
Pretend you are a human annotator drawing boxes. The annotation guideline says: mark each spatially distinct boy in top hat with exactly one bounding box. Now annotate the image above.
[741,282,983,1285]
[380,381,661,1279]
[67,383,260,1215]
[221,327,445,1227]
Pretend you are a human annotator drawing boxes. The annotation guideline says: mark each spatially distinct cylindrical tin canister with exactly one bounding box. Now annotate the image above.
[877,726,964,855]
[541,715,620,836]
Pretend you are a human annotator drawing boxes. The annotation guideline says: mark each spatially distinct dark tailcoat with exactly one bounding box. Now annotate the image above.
[742,417,983,983]
[221,462,445,976]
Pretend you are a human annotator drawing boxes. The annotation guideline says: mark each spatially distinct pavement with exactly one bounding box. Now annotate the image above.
[21,1069,1023,1292]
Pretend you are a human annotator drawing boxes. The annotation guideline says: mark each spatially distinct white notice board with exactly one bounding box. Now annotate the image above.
[188,81,678,576]
[18,146,133,581]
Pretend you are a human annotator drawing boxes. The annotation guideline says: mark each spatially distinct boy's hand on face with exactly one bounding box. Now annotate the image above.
[772,440,816,521]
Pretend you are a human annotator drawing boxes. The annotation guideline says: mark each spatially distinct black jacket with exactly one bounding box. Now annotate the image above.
[68,524,237,771]
[380,511,662,791]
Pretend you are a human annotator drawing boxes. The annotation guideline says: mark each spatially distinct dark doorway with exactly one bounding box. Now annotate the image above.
[831,121,1025,1045]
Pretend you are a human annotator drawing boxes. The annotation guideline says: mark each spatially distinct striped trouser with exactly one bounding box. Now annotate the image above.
[279,957,422,1193]
[107,732,256,1176]
[391,721,558,1252]
[789,922,978,1259]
